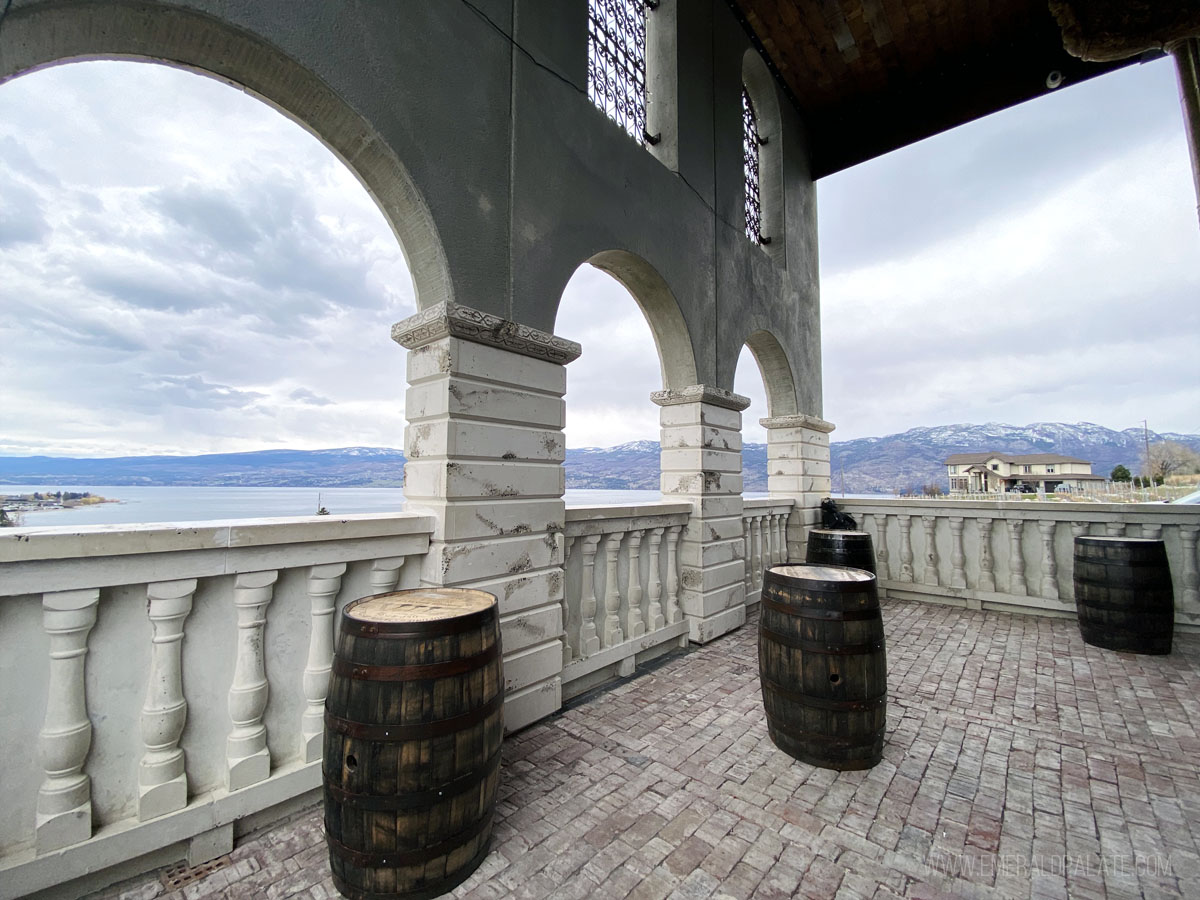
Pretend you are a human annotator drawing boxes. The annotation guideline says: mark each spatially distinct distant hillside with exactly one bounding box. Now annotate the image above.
[2,423,1196,493]
[0,447,408,487]
[829,422,1200,494]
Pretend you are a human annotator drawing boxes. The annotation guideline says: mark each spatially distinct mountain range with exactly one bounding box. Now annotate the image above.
[1,423,1196,493]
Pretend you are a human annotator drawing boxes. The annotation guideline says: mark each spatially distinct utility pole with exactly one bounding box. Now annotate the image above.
[1143,419,1153,481]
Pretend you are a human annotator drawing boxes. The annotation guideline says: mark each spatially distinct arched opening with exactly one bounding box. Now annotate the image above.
[734,331,799,497]
[741,49,785,263]
[555,251,697,501]
[0,0,449,310]
[0,58,421,520]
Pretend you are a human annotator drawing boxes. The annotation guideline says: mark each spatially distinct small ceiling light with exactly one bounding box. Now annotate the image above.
[1046,70,1064,90]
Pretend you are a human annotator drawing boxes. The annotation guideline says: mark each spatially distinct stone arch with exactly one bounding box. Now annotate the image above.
[742,329,798,418]
[573,249,699,392]
[0,0,451,310]
[741,48,786,265]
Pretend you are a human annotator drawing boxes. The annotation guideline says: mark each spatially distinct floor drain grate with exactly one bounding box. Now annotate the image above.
[160,855,232,890]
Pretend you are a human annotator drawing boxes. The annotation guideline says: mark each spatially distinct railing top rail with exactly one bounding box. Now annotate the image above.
[565,502,692,521]
[835,501,1200,520]
[564,502,691,536]
[0,511,437,565]
[742,497,795,511]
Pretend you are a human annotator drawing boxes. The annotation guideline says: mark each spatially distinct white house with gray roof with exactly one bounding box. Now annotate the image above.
[945,452,1107,493]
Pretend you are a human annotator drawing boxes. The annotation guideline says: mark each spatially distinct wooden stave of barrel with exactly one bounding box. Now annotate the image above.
[758,564,887,771]
[805,528,876,575]
[1073,536,1173,655]
[323,589,504,900]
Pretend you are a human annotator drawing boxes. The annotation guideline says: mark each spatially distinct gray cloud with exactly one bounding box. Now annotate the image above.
[0,176,49,246]
[145,374,268,410]
[0,56,1195,460]
[290,388,334,406]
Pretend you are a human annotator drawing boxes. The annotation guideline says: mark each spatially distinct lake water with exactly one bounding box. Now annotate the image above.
[2,484,695,527]
[0,485,890,529]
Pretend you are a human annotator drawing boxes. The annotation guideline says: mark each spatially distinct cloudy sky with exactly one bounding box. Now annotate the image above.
[0,57,1196,457]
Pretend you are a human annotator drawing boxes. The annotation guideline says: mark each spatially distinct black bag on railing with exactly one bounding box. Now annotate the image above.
[819,498,857,530]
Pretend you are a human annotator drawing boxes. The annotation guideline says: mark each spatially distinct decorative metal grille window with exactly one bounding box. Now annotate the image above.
[588,0,653,145]
[743,88,764,245]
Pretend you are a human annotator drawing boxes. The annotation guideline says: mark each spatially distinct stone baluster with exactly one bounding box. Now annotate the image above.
[922,516,940,586]
[742,517,753,591]
[1008,520,1027,596]
[578,535,602,656]
[562,535,577,663]
[948,517,966,588]
[978,518,995,592]
[1105,522,1125,537]
[665,525,682,624]
[139,579,195,822]
[1142,523,1163,542]
[626,529,646,639]
[646,527,666,631]
[859,512,874,565]
[1038,521,1059,600]
[774,512,787,564]
[37,589,99,853]
[369,556,407,595]
[1179,526,1199,610]
[1071,522,1090,540]
[874,514,890,580]
[602,532,624,647]
[897,515,914,582]
[751,516,764,591]
[227,570,277,792]
[301,563,345,763]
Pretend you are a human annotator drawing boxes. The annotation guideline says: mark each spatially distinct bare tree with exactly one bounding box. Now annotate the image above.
[1144,441,1200,481]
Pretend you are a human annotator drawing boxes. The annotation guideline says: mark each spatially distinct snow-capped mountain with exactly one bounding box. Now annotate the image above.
[0,424,1195,492]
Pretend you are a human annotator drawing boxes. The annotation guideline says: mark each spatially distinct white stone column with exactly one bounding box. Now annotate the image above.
[1179,526,1199,611]
[393,302,581,730]
[646,527,666,631]
[921,515,940,586]
[227,570,276,792]
[760,414,835,562]
[37,588,99,853]
[578,534,602,655]
[139,579,195,822]
[301,563,345,763]
[655,385,750,643]
[897,515,914,582]
[1008,520,1027,596]
[978,518,995,592]
[369,556,407,595]
[1038,521,1059,600]
[625,529,646,639]
[948,517,967,589]
[873,515,890,580]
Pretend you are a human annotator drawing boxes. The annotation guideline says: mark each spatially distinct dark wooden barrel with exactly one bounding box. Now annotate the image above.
[1073,536,1173,655]
[324,589,503,900]
[805,529,876,575]
[758,565,886,770]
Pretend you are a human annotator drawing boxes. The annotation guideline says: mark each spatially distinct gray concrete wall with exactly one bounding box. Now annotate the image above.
[0,0,823,412]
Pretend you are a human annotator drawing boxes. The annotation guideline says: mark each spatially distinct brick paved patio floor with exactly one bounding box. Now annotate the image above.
[91,600,1200,900]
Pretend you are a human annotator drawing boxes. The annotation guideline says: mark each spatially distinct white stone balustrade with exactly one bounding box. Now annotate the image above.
[0,513,432,898]
[561,504,691,698]
[301,563,345,763]
[36,588,99,854]
[840,498,1200,626]
[741,499,795,603]
[139,579,195,821]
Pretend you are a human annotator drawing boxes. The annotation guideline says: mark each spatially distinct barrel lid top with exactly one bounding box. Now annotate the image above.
[347,589,495,622]
[809,529,869,537]
[1076,536,1162,544]
[769,564,873,582]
